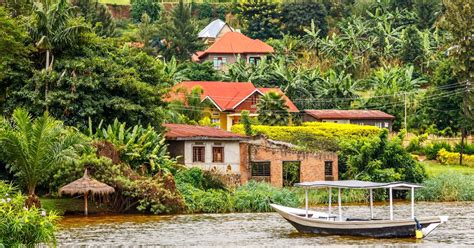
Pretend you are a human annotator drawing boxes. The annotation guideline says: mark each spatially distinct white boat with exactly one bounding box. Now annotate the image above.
[271,180,448,238]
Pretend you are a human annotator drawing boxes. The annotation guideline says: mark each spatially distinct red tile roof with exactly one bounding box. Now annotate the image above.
[304,110,395,120]
[196,32,274,59]
[164,124,246,140]
[167,81,299,112]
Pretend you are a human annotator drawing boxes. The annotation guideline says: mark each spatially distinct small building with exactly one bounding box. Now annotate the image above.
[240,138,338,187]
[198,19,234,44]
[164,124,338,188]
[167,81,299,131]
[192,32,274,70]
[164,124,246,175]
[303,110,395,131]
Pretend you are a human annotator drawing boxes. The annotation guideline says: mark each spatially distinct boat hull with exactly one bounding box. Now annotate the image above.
[271,204,448,238]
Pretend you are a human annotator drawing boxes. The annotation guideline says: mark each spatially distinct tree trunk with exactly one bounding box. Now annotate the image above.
[25,187,41,209]
[460,127,465,165]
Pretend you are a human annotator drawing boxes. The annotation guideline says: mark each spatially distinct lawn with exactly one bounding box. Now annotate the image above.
[98,0,130,6]
[421,160,474,177]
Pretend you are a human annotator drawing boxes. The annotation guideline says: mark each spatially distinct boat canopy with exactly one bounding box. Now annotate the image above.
[295,180,423,190]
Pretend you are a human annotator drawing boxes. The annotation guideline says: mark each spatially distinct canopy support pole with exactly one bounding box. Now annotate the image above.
[338,188,342,221]
[389,187,393,220]
[369,188,373,219]
[305,189,308,218]
[84,191,89,216]
[328,188,332,218]
[411,187,415,219]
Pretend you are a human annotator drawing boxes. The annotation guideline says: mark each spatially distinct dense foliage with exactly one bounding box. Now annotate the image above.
[257,91,290,126]
[0,181,60,246]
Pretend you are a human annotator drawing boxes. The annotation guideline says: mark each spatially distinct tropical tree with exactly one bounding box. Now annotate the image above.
[29,0,90,111]
[0,109,86,207]
[257,91,290,126]
[442,0,474,164]
[30,0,89,71]
[237,0,282,40]
[159,0,203,61]
[169,86,209,123]
[314,70,360,109]
[0,7,32,103]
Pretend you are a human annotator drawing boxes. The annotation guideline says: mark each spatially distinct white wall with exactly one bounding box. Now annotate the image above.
[184,140,241,174]
[322,119,350,124]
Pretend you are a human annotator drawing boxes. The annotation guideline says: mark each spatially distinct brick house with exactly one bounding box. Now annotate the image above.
[240,138,338,187]
[164,124,338,187]
[167,81,299,131]
[303,110,395,131]
[192,32,274,70]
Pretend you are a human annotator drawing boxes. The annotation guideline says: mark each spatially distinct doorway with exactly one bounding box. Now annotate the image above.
[282,161,301,187]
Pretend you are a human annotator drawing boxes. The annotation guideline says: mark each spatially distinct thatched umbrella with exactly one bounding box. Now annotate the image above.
[59,169,115,215]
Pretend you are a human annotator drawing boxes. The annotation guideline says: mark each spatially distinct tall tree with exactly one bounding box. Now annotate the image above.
[257,91,290,126]
[71,0,116,37]
[0,7,32,104]
[130,0,161,23]
[442,0,474,164]
[237,0,282,40]
[0,109,85,207]
[159,0,203,61]
[29,0,90,110]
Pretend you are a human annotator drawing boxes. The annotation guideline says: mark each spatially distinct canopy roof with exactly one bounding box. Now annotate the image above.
[295,180,423,190]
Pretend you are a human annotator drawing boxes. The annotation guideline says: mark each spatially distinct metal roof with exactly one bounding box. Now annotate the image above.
[198,19,230,38]
[295,180,423,190]
[304,110,395,120]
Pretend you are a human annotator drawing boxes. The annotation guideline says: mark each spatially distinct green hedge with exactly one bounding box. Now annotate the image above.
[232,122,381,151]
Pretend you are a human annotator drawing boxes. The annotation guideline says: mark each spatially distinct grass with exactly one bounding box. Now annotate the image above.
[41,197,113,215]
[421,160,474,177]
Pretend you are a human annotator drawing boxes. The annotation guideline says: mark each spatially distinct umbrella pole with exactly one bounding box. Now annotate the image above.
[84,192,88,216]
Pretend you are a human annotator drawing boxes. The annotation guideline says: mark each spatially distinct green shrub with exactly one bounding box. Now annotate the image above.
[406,133,428,154]
[454,142,474,155]
[424,141,452,160]
[0,181,60,247]
[437,148,474,167]
[232,181,299,212]
[415,172,474,201]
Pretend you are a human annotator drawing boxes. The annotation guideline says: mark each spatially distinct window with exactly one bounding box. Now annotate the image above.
[193,146,205,162]
[212,147,224,163]
[251,162,271,177]
[384,122,389,128]
[213,57,226,69]
[375,122,382,128]
[325,161,333,176]
[211,118,220,124]
[249,57,261,65]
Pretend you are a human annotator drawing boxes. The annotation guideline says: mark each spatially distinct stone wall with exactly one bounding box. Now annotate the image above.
[239,139,338,187]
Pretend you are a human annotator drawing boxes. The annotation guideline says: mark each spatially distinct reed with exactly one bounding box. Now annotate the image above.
[415,172,474,201]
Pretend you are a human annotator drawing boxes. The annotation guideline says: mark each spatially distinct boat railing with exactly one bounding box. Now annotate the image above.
[298,180,423,222]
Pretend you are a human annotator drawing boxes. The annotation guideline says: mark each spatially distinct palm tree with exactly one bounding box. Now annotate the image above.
[29,0,89,108]
[0,108,86,207]
[257,91,290,126]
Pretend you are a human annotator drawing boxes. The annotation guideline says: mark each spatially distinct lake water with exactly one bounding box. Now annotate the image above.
[57,201,474,247]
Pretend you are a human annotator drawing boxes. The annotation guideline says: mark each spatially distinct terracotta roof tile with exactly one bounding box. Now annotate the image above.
[304,110,395,120]
[197,32,274,59]
[164,124,246,140]
[167,81,299,112]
